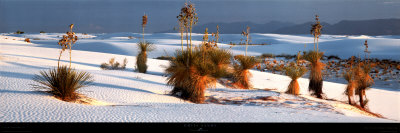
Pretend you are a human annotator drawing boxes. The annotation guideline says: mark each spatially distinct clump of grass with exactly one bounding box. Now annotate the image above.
[100,57,127,70]
[231,55,258,89]
[32,65,93,102]
[136,41,155,73]
[284,64,307,95]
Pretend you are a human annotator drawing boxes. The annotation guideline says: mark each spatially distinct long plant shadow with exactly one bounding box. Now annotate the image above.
[92,82,156,94]
[3,53,99,68]
[96,73,166,87]
[5,61,49,70]
[0,71,35,80]
[0,89,50,97]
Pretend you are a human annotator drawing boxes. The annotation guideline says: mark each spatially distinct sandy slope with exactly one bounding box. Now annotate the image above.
[0,33,398,122]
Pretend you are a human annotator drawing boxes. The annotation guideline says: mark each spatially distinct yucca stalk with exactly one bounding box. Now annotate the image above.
[232,55,258,89]
[142,14,148,42]
[58,24,78,69]
[136,41,155,73]
[284,65,307,95]
[32,65,93,102]
[241,26,250,56]
[311,15,322,52]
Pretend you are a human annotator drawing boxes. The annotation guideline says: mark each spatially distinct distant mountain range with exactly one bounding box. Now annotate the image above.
[159,18,400,35]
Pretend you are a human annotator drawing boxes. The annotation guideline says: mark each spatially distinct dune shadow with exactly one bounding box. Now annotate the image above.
[3,53,99,68]
[5,61,49,70]
[0,71,35,80]
[92,82,156,94]
[97,73,166,87]
[0,89,50,97]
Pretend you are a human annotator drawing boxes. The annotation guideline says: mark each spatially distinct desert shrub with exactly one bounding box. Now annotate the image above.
[100,57,127,70]
[344,67,356,105]
[15,30,24,34]
[24,38,30,43]
[40,31,46,33]
[32,65,94,102]
[354,62,374,108]
[231,55,258,89]
[284,65,307,95]
[136,41,155,73]
[260,53,275,58]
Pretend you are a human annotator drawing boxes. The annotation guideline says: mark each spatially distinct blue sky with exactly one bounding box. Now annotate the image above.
[1,0,399,33]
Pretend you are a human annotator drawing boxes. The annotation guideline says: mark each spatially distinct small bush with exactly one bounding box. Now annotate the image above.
[40,31,46,33]
[100,57,127,70]
[24,38,31,43]
[32,65,94,102]
[260,53,275,58]
[15,30,24,34]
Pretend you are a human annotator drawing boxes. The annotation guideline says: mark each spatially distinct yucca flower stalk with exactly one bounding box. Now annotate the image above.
[241,26,250,56]
[142,14,148,42]
[58,24,78,69]
[311,15,322,52]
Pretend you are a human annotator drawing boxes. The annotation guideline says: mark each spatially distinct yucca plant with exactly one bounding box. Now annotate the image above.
[232,55,258,89]
[136,41,155,73]
[32,24,94,102]
[166,49,215,103]
[284,64,307,95]
[354,41,374,109]
[32,65,93,102]
[303,50,325,98]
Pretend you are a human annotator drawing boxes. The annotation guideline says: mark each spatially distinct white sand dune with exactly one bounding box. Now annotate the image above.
[0,33,398,122]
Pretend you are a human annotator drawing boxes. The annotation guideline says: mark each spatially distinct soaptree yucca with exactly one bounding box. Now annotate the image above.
[304,15,325,99]
[232,55,258,89]
[303,50,325,98]
[32,24,94,102]
[354,41,374,109]
[284,64,307,95]
[32,65,93,102]
[136,41,155,73]
[165,48,223,103]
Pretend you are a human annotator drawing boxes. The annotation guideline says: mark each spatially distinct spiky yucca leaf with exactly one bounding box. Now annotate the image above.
[32,65,93,102]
